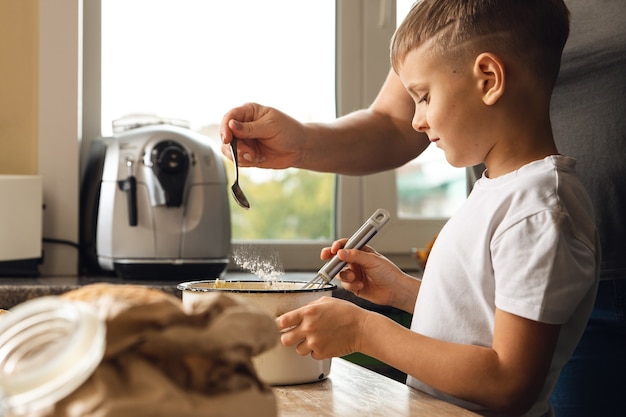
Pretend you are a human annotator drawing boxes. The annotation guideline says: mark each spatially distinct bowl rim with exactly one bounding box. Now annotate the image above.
[177,279,336,294]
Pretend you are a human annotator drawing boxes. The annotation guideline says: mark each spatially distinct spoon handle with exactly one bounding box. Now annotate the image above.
[230,137,251,209]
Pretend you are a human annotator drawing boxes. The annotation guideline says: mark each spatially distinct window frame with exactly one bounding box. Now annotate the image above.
[335,0,448,271]
[39,0,451,275]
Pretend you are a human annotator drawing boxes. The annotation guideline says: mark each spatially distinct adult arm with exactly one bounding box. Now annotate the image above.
[220,70,429,175]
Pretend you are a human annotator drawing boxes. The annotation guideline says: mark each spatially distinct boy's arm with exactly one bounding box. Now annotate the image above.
[360,308,559,416]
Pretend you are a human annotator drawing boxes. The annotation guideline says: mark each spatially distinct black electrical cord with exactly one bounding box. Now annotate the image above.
[42,238,80,250]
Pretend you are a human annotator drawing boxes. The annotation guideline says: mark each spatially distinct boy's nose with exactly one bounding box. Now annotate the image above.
[412,112,428,132]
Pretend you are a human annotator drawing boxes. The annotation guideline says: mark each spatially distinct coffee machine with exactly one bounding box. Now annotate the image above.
[81,122,230,279]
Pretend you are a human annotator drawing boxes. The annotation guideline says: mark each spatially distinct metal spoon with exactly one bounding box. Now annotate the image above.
[230,137,250,209]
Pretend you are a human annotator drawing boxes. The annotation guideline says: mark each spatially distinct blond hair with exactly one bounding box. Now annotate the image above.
[391,0,570,89]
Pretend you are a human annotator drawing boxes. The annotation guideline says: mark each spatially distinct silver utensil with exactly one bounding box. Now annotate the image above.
[302,208,391,289]
[230,137,250,209]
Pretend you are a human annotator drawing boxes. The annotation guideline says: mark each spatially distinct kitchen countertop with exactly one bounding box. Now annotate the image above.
[0,274,477,416]
[275,357,479,417]
[0,272,407,316]
[0,274,183,309]
[0,272,309,309]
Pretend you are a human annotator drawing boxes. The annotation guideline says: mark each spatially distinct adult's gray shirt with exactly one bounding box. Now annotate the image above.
[551,0,626,280]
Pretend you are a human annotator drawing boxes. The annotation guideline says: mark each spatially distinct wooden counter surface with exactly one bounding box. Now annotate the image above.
[273,358,479,417]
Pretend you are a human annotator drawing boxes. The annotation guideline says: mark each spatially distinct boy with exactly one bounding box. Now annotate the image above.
[275,1,599,416]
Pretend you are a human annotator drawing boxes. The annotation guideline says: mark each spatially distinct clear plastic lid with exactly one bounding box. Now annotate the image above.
[0,297,106,416]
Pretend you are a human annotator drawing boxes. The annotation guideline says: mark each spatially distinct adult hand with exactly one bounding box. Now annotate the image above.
[276,296,370,359]
[219,102,306,169]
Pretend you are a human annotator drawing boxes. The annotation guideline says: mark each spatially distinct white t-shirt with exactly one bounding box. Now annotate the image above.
[406,156,599,417]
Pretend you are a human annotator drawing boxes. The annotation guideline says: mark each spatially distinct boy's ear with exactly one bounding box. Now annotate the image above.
[474,53,505,105]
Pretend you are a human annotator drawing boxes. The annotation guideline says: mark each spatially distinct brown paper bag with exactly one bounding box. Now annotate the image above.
[35,284,278,417]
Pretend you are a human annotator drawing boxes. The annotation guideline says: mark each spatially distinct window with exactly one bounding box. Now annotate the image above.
[80,0,465,272]
[100,0,336,247]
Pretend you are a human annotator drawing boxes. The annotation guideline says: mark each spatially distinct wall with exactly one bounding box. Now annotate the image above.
[0,0,80,275]
[0,0,38,174]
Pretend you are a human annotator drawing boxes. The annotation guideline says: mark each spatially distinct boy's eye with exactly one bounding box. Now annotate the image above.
[418,94,429,104]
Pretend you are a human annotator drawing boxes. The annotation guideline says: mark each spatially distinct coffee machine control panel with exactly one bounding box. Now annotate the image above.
[143,140,191,207]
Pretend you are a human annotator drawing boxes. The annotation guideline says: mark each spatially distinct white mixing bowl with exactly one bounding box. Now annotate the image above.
[177,279,335,385]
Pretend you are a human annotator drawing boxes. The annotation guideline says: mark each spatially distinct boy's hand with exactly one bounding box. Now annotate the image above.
[275,297,369,359]
[321,239,405,307]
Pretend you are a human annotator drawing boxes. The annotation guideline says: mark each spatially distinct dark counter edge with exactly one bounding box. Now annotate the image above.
[0,272,301,309]
[0,272,406,316]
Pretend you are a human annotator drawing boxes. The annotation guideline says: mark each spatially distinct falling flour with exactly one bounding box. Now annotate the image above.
[232,245,284,283]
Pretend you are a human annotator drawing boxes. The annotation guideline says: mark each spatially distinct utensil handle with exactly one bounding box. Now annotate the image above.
[317,208,390,282]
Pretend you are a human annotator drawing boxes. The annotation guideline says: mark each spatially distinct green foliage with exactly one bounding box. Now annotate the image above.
[227,167,334,241]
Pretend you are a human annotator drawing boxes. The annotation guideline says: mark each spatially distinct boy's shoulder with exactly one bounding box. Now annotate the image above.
[475,155,592,220]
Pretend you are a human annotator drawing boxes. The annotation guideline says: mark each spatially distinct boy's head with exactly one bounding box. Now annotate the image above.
[391,0,570,91]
